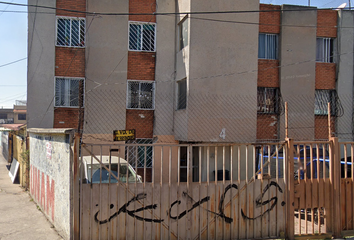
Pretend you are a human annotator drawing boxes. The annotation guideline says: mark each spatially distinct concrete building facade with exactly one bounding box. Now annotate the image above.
[27,2,348,145]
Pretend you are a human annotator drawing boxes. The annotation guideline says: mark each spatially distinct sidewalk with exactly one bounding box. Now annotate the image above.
[0,153,62,240]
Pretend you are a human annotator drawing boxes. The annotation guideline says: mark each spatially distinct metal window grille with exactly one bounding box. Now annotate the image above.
[315,89,336,115]
[177,79,187,110]
[55,78,84,107]
[126,139,153,168]
[0,113,7,119]
[179,17,188,50]
[257,87,279,114]
[258,33,278,60]
[127,81,155,109]
[56,17,85,47]
[316,38,333,63]
[129,22,156,52]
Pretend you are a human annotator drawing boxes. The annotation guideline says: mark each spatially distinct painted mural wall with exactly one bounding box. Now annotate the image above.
[28,129,74,240]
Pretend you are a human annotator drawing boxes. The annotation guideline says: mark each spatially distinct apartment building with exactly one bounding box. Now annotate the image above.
[27,1,345,144]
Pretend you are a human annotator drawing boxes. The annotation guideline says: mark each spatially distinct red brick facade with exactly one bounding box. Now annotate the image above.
[127,52,156,80]
[53,108,80,129]
[126,110,154,138]
[317,10,337,38]
[259,4,281,34]
[257,114,278,140]
[258,59,280,88]
[129,0,156,22]
[315,116,335,140]
[315,62,336,90]
[55,0,86,129]
[55,48,85,77]
[56,0,86,17]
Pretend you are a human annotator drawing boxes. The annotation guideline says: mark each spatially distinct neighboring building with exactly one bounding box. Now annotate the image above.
[27,2,345,143]
[0,101,27,125]
[0,108,14,124]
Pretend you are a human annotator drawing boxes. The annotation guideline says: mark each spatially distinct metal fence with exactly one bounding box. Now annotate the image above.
[80,88,351,143]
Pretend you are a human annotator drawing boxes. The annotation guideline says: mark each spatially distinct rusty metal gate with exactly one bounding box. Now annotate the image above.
[73,137,353,239]
[76,140,288,239]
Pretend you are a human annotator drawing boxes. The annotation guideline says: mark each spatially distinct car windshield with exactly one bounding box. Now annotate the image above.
[87,163,138,183]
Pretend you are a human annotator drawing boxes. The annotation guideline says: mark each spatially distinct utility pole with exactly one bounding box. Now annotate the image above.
[350,0,351,10]
[308,0,310,6]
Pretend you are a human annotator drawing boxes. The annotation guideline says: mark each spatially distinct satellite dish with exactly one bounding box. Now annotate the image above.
[336,3,347,10]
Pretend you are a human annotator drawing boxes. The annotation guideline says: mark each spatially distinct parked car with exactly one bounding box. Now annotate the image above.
[256,145,352,179]
[82,155,142,183]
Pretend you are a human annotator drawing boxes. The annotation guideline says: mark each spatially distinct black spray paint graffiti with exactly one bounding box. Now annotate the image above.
[94,193,164,224]
[241,181,286,220]
[94,181,285,224]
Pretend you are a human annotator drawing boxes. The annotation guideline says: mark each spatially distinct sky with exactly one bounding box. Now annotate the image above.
[0,0,351,109]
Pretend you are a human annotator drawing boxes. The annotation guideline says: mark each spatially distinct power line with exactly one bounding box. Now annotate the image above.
[0,1,338,16]
[0,57,27,68]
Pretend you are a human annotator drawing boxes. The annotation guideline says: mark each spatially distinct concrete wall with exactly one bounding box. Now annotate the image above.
[337,10,354,142]
[27,1,56,128]
[28,128,75,240]
[83,0,129,136]
[183,0,259,142]
[154,0,179,139]
[280,5,317,140]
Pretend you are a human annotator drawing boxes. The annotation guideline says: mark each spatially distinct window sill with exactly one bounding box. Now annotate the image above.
[56,45,85,49]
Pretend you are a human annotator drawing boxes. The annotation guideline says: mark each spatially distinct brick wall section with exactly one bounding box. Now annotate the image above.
[257,114,278,140]
[127,52,156,80]
[55,48,85,77]
[315,62,336,90]
[53,108,80,129]
[126,110,154,138]
[259,4,281,34]
[317,10,337,38]
[258,59,279,87]
[315,116,335,140]
[129,0,156,22]
[56,0,86,17]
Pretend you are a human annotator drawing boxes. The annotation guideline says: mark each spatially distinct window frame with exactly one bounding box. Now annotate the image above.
[177,79,187,110]
[126,80,155,110]
[56,16,86,48]
[315,89,336,115]
[178,16,189,51]
[54,77,85,108]
[316,37,334,63]
[258,33,279,60]
[257,87,280,114]
[18,114,26,121]
[128,21,156,52]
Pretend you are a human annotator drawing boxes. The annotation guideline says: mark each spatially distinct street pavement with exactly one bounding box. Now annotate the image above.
[0,152,62,240]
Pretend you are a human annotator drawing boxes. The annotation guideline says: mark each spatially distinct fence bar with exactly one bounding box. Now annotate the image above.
[286,138,295,240]
[73,133,80,240]
[330,137,342,238]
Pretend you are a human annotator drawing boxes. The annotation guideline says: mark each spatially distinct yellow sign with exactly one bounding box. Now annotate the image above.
[113,129,135,141]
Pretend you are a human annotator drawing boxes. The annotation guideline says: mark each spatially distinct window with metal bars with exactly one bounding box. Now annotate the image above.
[257,87,279,114]
[316,38,333,63]
[56,17,85,47]
[127,81,155,109]
[315,89,336,115]
[126,139,153,168]
[55,78,84,107]
[258,33,278,60]
[129,22,156,52]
